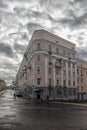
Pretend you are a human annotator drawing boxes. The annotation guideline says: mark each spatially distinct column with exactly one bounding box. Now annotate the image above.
[70,62,73,87]
[75,64,77,88]
[33,59,34,85]
[53,59,56,87]
[61,69,63,87]
[66,62,68,87]
[45,57,48,86]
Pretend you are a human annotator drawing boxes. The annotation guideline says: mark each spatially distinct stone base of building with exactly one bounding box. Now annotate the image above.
[77,92,87,100]
[22,86,77,101]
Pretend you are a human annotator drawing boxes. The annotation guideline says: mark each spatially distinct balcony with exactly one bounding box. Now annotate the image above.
[81,74,83,77]
[56,74,61,77]
[24,53,28,60]
[28,64,32,69]
[55,59,64,67]
[48,51,52,55]
[49,61,52,65]
[55,62,63,68]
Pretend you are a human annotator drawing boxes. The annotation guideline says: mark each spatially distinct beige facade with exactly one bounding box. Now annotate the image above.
[15,29,87,100]
[0,79,6,91]
[77,59,87,100]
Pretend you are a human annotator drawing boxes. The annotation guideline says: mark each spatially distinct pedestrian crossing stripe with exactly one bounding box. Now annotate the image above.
[0,98,14,100]
[0,98,26,101]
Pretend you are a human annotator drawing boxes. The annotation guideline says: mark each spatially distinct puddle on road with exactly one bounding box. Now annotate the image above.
[0,122,27,130]
[5,114,16,118]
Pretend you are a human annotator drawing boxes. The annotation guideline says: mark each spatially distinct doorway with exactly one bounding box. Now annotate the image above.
[37,92,40,99]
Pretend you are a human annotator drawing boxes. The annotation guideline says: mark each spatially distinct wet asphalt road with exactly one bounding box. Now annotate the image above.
[0,90,87,130]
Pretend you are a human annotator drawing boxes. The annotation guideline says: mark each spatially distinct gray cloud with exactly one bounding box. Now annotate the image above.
[39,0,66,10]
[76,47,87,60]
[26,22,44,34]
[13,7,27,19]
[14,43,27,54]
[0,0,7,8]
[74,0,87,6]
[1,62,17,70]
[0,42,17,58]
[59,12,87,29]
[77,36,84,46]
[59,0,87,29]
[0,0,87,85]
[21,33,28,40]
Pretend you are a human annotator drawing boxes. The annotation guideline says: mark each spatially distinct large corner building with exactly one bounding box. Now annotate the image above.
[15,30,87,101]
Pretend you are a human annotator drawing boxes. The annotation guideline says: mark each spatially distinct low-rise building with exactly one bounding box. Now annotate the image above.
[15,29,87,100]
[0,79,6,91]
[77,58,87,100]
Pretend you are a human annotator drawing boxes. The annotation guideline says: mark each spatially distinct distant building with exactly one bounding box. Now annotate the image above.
[15,29,87,100]
[0,79,6,91]
[77,59,87,100]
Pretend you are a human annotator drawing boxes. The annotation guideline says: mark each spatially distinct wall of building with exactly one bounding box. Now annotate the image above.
[0,79,6,91]
[77,59,87,94]
[32,30,75,50]
[15,29,87,100]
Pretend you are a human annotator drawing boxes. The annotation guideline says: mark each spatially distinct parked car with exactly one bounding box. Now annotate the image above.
[15,90,23,97]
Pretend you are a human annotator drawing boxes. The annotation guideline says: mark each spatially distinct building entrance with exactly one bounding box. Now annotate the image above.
[37,92,40,99]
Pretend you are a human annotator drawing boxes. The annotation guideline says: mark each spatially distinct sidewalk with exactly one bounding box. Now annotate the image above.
[51,101,87,107]
[0,90,5,96]
[29,99,87,107]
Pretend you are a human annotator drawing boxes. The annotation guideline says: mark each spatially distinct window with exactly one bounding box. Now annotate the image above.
[73,72,75,77]
[37,78,41,85]
[37,65,41,74]
[49,56,52,65]
[69,89,71,96]
[73,89,76,95]
[59,59,62,63]
[64,89,66,96]
[56,48,59,54]
[81,86,83,92]
[63,50,65,56]
[56,41,58,43]
[63,80,66,86]
[73,53,74,59]
[49,68,51,74]
[37,43,40,50]
[37,55,40,61]
[81,78,83,83]
[68,71,70,76]
[49,79,51,86]
[49,45,51,51]
[68,62,70,67]
[73,64,75,68]
[77,69,79,74]
[63,70,66,76]
[56,79,59,86]
[73,81,75,86]
[68,52,70,58]
[81,70,83,76]
[63,61,65,66]
[56,68,59,75]
[68,80,70,85]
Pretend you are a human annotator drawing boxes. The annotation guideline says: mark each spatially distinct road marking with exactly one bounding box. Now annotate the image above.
[0,98,27,102]
[0,98,14,101]
[52,101,87,107]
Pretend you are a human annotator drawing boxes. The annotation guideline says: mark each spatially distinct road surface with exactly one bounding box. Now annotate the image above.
[0,89,87,130]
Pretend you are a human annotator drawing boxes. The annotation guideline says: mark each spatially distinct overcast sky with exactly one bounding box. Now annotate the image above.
[0,0,87,85]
